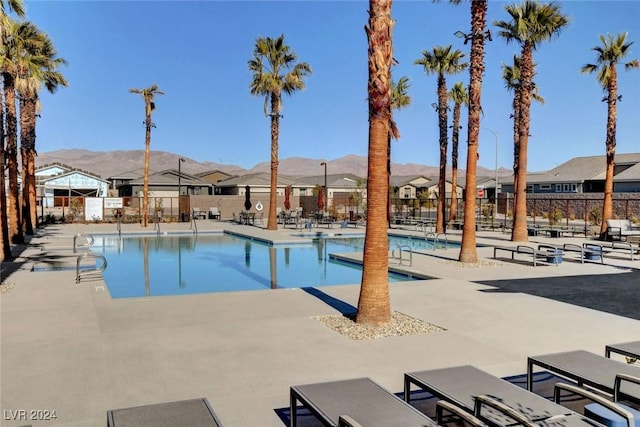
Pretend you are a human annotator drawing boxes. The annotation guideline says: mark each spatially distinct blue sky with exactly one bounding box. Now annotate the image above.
[26,0,640,172]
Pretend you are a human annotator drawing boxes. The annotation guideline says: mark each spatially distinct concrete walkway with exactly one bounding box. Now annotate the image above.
[1,220,639,426]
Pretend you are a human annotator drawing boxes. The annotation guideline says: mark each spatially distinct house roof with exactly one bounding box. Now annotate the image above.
[36,162,74,174]
[108,168,157,180]
[124,169,211,186]
[527,153,640,184]
[389,175,431,188]
[41,170,110,189]
[294,173,364,188]
[215,173,298,187]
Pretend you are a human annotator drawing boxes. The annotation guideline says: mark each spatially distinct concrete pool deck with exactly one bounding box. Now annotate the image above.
[1,220,639,426]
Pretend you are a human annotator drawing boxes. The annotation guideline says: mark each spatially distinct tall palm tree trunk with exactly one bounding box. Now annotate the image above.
[267,93,280,231]
[449,101,461,223]
[459,0,487,263]
[436,75,447,234]
[0,131,11,260]
[20,96,36,235]
[511,44,534,242]
[357,0,392,326]
[600,67,617,236]
[142,118,151,227]
[4,71,22,243]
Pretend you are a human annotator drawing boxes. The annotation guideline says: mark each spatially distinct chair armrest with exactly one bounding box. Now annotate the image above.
[437,400,488,427]
[614,373,640,402]
[474,395,536,427]
[338,415,363,427]
[554,383,635,427]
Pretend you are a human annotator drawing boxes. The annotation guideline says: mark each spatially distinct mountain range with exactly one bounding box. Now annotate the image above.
[35,149,512,179]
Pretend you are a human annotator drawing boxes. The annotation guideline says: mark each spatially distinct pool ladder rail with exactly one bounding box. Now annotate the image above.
[390,244,413,267]
[73,233,108,284]
[424,231,448,250]
[76,252,108,284]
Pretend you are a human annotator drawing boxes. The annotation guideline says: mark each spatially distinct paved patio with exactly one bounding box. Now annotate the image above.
[1,220,639,426]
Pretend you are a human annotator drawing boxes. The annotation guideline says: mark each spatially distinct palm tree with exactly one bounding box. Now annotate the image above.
[494,0,569,242]
[129,84,164,228]
[357,0,393,326]
[0,0,24,260]
[3,17,41,244]
[388,76,411,226]
[415,46,467,234]
[248,35,312,231]
[501,55,544,222]
[17,23,67,235]
[447,82,468,224]
[581,33,639,237]
[445,0,489,264]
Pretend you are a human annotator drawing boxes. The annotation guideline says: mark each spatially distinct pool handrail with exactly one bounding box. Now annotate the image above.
[76,252,108,284]
[390,244,413,267]
[73,233,94,253]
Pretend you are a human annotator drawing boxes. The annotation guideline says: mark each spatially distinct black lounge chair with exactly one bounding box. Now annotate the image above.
[528,349,640,427]
[107,397,222,427]
[606,341,640,361]
[527,350,640,402]
[290,377,439,427]
[404,365,618,426]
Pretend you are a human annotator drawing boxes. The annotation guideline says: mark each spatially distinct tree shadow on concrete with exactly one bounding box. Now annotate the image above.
[476,268,640,320]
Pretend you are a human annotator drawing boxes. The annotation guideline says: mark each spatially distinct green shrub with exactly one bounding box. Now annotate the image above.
[548,208,563,226]
[589,206,602,225]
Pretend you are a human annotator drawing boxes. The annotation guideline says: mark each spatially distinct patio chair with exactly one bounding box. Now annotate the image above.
[208,207,220,220]
[290,377,439,427]
[107,397,223,427]
[404,365,618,427]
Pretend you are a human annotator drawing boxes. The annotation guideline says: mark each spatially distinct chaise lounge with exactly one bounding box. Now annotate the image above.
[606,341,640,361]
[404,365,616,426]
[290,377,440,427]
[527,350,640,405]
[107,398,223,427]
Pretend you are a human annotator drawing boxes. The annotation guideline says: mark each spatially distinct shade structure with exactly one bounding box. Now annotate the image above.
[317,185,325,211]
[284,186,291,211]
[244,185,252,211]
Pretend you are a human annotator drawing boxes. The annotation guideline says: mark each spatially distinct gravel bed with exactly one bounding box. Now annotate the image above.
[0,282,15,293]
[313,311,445,340]
[437,259,500,268]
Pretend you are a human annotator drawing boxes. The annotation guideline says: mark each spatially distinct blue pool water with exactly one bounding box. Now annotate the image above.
[92,233,442,298]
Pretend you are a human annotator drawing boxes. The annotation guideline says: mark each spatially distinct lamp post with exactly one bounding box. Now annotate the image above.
[178,157,185,221]
[481,127,499,225]
[454,29,492,45]
[320,161,327,212]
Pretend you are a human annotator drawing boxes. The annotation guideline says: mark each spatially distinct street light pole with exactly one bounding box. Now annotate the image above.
[178,157,185,221]
[320,162,327,212]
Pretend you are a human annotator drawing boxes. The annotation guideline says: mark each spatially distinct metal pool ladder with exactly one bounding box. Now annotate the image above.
[73,233,95,253]
[76,252,108,284]
[424,232,448,250]
[390,244,413,266]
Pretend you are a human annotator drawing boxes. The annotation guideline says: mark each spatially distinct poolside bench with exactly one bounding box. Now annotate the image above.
[559,243,605,264]
[493,245,558,267]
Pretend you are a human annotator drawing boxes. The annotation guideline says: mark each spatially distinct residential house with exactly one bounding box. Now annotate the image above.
[390,175,431,200]
[195,169,234,186]
[116,169,212,197]
[500,153,640,194]
[36,163,110,208]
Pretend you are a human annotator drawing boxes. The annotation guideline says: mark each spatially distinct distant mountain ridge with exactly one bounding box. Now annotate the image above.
[35,149,512,180]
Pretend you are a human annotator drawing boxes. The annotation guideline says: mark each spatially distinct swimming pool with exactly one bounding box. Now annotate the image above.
[93,233,436,298]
